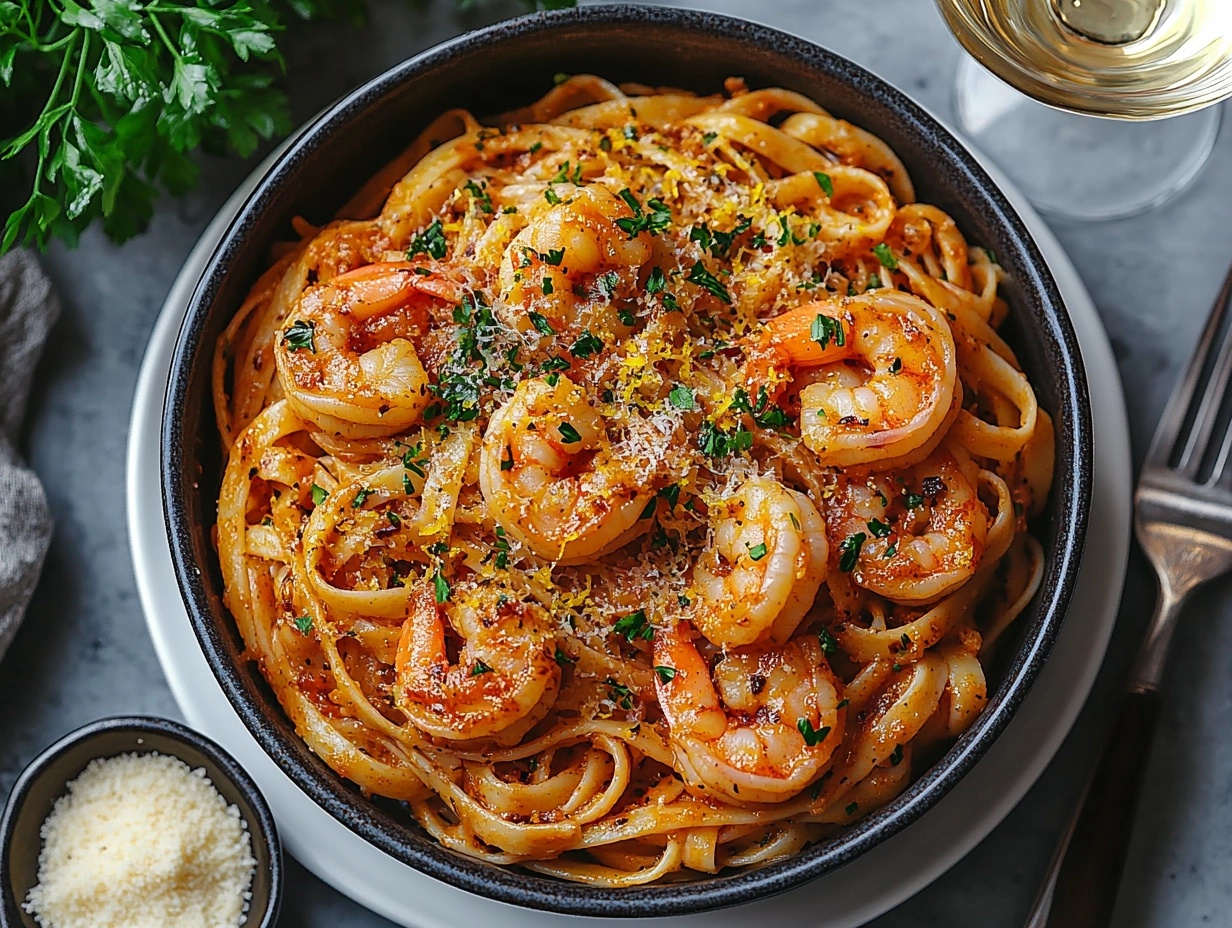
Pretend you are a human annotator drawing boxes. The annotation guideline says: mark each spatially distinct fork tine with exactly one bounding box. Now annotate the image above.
[1144,261,1232,472]
[1210,415,1232,485]
[1176,301,1232,477]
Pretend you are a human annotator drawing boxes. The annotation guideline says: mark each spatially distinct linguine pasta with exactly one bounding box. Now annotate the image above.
[212,76,1054,885]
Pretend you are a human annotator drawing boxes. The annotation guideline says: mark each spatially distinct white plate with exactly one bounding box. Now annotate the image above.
[126,144,1131,927]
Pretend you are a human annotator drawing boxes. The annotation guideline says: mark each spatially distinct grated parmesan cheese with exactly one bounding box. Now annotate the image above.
[23,752,256,928]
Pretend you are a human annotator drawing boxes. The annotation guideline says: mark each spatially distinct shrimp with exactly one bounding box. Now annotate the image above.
[497,184,653,334]
[394,579,560,744]
[822,449,987,604]
[275,261,464,439]
[654,622,845,805]
[692,475,828,649]
[478,374,661,564]
[742,290,957,468]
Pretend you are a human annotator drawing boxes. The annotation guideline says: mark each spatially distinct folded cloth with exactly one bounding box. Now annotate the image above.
[0,250,58,663]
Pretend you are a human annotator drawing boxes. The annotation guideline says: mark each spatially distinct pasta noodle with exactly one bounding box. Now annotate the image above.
[212,75,1054,885]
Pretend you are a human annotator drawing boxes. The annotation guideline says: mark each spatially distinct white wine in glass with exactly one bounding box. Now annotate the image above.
[937,0,1232,220]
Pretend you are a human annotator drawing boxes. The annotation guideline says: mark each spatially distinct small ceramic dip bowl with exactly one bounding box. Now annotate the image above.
[0,715,281,928]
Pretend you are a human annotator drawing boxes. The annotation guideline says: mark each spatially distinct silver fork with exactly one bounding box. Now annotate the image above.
[1025,262,1232,928]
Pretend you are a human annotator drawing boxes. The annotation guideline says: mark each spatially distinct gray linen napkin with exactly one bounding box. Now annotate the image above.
[0,250,57,663]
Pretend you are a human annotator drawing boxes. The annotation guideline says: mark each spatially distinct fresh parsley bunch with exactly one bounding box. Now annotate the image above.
[0,0,574,253]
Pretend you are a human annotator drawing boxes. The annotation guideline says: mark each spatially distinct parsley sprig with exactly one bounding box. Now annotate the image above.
[0,0,576,253]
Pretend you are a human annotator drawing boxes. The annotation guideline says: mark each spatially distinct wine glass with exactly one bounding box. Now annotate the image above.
[937,0,1232,221]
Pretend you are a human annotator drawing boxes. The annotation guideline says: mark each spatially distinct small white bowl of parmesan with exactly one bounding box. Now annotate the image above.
[0,716,281,928]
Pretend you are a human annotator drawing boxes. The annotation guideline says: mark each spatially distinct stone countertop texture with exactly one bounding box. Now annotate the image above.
[2,0,1228,925]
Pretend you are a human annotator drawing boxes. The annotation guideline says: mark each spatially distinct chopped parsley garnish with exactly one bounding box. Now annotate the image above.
[776,215,806,247]
[402,443,427,478]
[463,180,493,214]
[810,314,845,350]
[747,542,768,561]
[690,218,750,258]
[618,307,637,326]
[549,161,573,185]
[433,571,450,603]
[731,386,792,429]
[293,615,313,635]
[905,492,924,509]
[540,355,572,373]
[613,610,653,642]
[867,273,882,290]
[386,511,401,528]
[502,205,518,215]
[615,188,671,238]
[685,261,731,304]
[528,312,555,335]
[557,422,582,444]
[839,533,866,572]
[597,271,619,298]
[541,247,565,266]
[658,484,681,509]
[407,219,447,260]
[542,277,554,295]
[570,330,604,359]
[884,543,898,558]
[544,187,562,205]
[555,646,576,666]
[310,484,327,507]
[470,659,493,677]
[553,72,570,85]
[351,487,371,508]
[605,677,634,710]
[492,526,510,569]
[282,320,315,353]
[702,131,718,145]
[797,718,831,746]
[867,518,892,538]
[428,293,499,423]
[890,356,902,374]
[654,665,677,683]
[873,243,898,270]
[818,626,838,655]
[697,420,753,458]
[814,171,834,197]
[668,384,695,411]
[645,266,666,293]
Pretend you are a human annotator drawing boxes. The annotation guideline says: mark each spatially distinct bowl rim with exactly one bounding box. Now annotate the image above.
[160,2,1092,916]
[0,715,282,928]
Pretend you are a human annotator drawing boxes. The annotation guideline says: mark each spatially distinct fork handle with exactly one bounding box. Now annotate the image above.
[1027,687,1162,928]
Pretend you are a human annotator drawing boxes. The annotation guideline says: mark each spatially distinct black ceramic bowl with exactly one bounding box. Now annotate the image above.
[161,3,1091,917]
[0,716,281,928]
